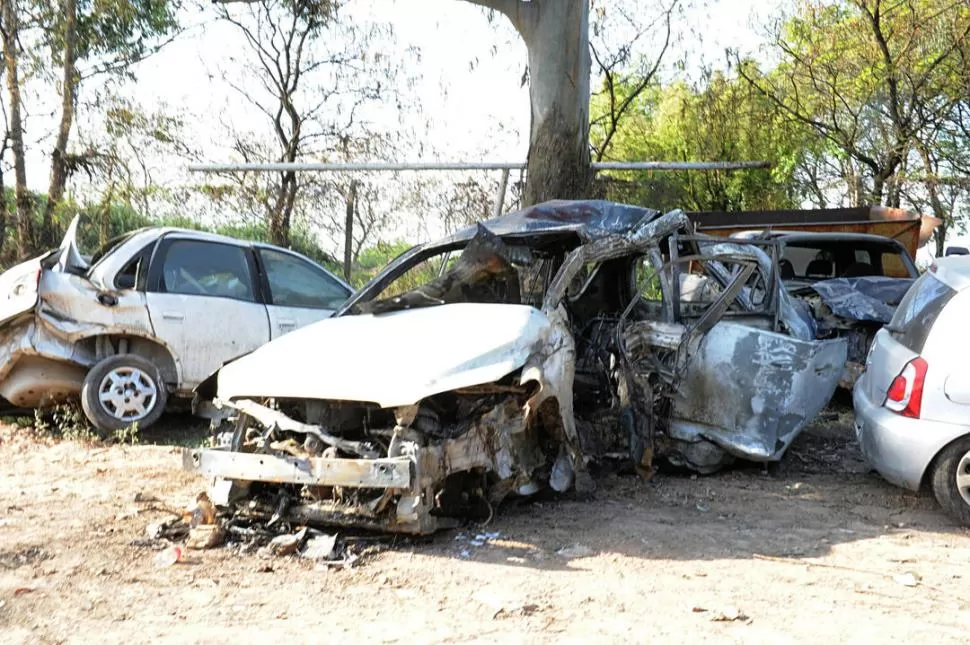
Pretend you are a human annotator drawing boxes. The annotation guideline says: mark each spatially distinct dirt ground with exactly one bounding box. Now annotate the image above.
[1,407,969,645]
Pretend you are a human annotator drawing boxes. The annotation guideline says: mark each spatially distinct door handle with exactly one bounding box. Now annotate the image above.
[162,311,185,321]
[278,318,296,328]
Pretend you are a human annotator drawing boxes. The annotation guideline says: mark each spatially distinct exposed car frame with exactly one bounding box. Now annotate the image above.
[185,201,847,534]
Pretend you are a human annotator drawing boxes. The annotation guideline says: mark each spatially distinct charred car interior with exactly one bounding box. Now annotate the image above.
[186,200,847,535]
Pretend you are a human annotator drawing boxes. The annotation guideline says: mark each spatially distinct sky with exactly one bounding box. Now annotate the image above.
[119,0,779,169]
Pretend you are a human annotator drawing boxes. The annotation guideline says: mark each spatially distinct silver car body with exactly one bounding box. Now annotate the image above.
[854,258,970,490]
[0,217,352,412]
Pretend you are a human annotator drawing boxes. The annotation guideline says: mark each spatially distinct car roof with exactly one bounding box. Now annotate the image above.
[437,200,661,247]
[927,257,970,293]
[147,227,260,246]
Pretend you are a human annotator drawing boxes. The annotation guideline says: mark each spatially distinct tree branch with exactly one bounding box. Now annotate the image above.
[462,0,535,37]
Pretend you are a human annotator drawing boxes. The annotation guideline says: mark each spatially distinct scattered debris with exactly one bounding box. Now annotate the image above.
[710,608,749,622]
[301,534,337,561]
[186,524,225,550]
[0,547,52,570]
[259,528,307,558]
[154,545,184,568]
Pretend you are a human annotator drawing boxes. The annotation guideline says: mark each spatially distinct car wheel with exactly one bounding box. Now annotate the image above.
[929,436,970,526]
[80,354,168,432]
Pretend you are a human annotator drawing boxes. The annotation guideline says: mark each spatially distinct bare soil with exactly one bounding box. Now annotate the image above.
[1,408,969,644]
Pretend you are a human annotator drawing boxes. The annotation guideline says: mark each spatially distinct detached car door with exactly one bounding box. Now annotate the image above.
[145,237,271,390]
[255,247,352,339]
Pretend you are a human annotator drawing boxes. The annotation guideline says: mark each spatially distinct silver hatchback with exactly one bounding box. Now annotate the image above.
[854,257,970,525]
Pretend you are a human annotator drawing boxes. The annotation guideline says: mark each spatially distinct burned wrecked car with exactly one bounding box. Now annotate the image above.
[185,200,847,534]
[0,216,352,431]
[734,231,918,387]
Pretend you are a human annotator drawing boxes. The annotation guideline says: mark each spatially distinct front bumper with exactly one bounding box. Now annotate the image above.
[853,372,966,491]
[183,448,412,489]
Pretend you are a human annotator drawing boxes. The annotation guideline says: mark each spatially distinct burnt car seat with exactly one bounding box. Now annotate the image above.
[841,262,874,277]
[805,259,834,279]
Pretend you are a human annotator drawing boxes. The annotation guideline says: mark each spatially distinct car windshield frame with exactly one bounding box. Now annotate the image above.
[335,230,582,317]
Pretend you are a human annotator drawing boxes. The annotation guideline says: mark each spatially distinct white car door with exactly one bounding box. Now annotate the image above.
[256,247,352,339]
[145,237,270,391]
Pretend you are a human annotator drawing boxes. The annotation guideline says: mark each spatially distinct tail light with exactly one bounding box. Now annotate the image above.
[884,357,928,418]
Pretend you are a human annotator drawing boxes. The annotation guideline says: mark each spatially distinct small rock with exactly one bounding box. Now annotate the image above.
[893,571,921,587]
[556,544,594,558]
[145,523,164,540]
[262,529,307,557]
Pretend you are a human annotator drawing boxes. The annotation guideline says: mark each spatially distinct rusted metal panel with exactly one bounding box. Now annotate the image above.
[689,208,926,259]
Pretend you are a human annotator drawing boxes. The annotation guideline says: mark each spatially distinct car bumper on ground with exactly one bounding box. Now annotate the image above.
[853,372,967,491]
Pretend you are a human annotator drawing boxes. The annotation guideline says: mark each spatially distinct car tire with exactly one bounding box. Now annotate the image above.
[81,354,168,432]
[929,436,970,526]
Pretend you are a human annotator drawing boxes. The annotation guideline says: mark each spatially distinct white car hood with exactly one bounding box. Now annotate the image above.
[215,302,553,408]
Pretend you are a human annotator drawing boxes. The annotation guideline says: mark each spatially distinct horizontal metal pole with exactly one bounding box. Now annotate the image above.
[187,160,772,173]
[595,161,771,171]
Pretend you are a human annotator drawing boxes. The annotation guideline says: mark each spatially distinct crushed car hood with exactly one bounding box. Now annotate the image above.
[214,302,555,408]
[810,276,914,323]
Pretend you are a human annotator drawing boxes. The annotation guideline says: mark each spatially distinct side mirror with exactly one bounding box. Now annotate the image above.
[98,292,118,307]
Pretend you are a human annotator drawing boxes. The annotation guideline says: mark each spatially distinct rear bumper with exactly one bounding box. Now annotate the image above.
[853,372,968,490]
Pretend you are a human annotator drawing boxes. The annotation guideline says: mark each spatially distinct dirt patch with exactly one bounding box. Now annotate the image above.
[1,408,970,644]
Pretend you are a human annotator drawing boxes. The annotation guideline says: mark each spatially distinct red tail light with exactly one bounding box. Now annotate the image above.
[884,357,928,418]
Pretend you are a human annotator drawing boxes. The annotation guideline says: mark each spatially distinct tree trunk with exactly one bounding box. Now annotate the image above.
[268,170,297,247]
[44,0,78,247]
[917,145,949,258]
[935,221,947,258]
[1,0,31,257]
[343,180,357,281]
[470,0,592,206]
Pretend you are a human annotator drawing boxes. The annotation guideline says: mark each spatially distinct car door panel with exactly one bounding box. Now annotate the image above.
[666,321,846,462]
[146,238,270,391]
[147,292,270,389]
[256,248,351,339]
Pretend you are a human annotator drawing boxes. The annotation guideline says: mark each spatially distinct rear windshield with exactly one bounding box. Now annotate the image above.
[780,239,916,279]
[887,272,956,352]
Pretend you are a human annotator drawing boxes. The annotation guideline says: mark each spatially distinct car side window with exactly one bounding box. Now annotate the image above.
[259,248,349,310]
[114,246,151,290]
[159,240,255,302]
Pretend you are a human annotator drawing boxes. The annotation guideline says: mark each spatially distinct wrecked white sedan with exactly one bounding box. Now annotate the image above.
[186,201,847,534]
[0,217,352,431]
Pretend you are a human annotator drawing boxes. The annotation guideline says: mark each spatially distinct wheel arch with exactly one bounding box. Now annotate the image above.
[74,333,182,391]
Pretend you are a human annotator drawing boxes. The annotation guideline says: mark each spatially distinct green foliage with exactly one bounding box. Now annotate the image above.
[349,239,412,287]
[111,421,140,445]
[33,0,180,74]
[591,72,820,212]
[33,403,98,443]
